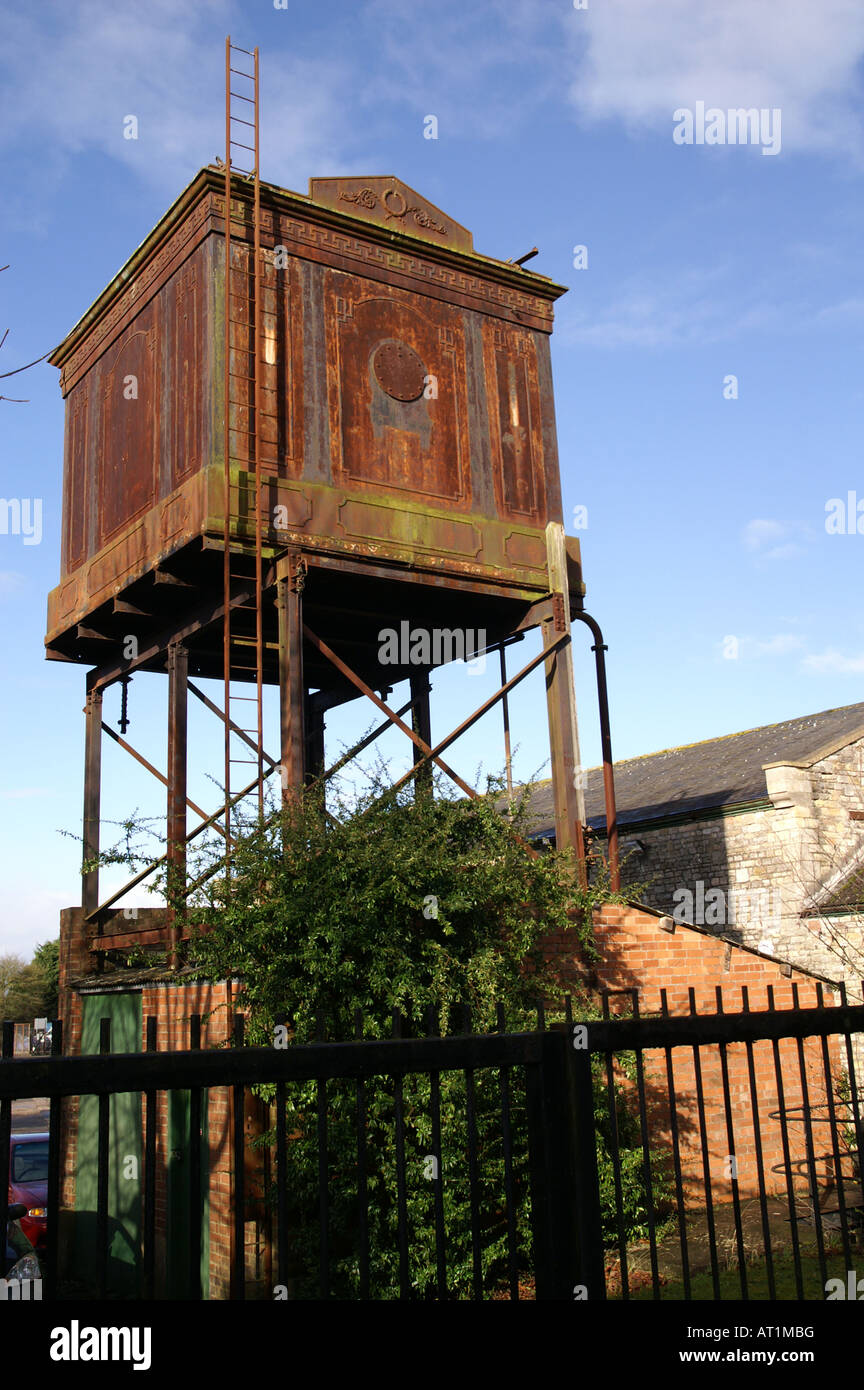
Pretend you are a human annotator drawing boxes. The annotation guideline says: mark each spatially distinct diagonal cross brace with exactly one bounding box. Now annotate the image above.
[303,623,480,801]
[101,722,227,840]
[303,622,570,824]
[85,761,279,921]
[383,631,569,800]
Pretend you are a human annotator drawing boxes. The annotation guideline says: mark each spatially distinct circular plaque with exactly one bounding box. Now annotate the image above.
[372,340,426,402]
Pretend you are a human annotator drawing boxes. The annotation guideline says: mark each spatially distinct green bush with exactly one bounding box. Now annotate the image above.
[97,771,666,1296]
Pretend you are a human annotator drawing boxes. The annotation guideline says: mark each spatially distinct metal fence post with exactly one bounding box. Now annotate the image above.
[526,1029,606,1300]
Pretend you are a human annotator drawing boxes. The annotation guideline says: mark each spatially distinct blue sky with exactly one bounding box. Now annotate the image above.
[2,0,864,956]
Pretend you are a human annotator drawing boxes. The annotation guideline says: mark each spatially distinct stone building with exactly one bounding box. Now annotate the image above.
[529,700,864,998]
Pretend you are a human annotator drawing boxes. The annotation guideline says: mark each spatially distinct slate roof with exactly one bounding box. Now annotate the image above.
[525,701,864,837]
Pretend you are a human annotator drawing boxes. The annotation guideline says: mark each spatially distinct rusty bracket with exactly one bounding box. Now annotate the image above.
[551,592,567,634]
[290,555,307,594]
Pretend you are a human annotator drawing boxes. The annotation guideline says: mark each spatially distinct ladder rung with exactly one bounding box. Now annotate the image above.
[231,116,255,130]
[231,139,256,154]
[228,415,281,424]
[230,695,258,702]
[230,91,255,104]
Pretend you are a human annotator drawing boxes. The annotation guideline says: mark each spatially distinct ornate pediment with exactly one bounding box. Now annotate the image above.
[308,176,473,252]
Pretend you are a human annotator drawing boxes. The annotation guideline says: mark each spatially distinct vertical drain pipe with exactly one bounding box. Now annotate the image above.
[571,611,620,891]
[499,642,514,805]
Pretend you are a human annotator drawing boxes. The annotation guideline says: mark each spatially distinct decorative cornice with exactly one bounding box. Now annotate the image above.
[49,167,567,386]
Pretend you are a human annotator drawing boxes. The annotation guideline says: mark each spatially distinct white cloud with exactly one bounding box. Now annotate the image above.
[815,297,864,324]
[741,519,816,560]
[0,572,26,598]
[719,633,806,661]
[752,634,806,657]
[803,648,864,675]
[567,0,864,159]
[558,276,787,348]
[0,2,357,195]
[559,275,864,349]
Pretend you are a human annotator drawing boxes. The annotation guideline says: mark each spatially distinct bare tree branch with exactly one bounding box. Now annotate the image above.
[0,351,49,379]
[0,263,49,399]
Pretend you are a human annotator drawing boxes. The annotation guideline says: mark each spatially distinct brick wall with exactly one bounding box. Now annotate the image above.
[139,980,238,1301]
[544,903,851,1204]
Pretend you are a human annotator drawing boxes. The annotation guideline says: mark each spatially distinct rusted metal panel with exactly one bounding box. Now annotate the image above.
[298,259,330,484]
[324,270,468,505]
[167,264,203,490]
[62,392,89,574]
[98,310,158,547]
[534,330,564,527]
[481,320,548,525]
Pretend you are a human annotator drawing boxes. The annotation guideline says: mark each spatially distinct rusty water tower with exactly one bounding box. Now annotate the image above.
[47,60,618,974]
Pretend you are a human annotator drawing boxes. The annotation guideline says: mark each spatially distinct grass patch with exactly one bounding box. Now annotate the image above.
[618,1247,852,1300]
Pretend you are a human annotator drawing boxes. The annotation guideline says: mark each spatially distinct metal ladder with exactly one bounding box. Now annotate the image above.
[222,37,273,849]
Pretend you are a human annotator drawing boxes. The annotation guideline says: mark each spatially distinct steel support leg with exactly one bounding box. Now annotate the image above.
[410,670,432,798]
[83,687,103,919]
[167,641,188,966]
[544,523,586,878]
[277,559,306,798]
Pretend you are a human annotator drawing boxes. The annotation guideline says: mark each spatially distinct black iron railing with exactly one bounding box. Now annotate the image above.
[2,988,863,1301]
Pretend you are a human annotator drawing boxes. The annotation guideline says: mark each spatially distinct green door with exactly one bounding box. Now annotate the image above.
[75,992,142,1296]
[167,1087,210,1298]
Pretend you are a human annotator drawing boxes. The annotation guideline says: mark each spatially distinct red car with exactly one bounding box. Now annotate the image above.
[9,1133,48,1254]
